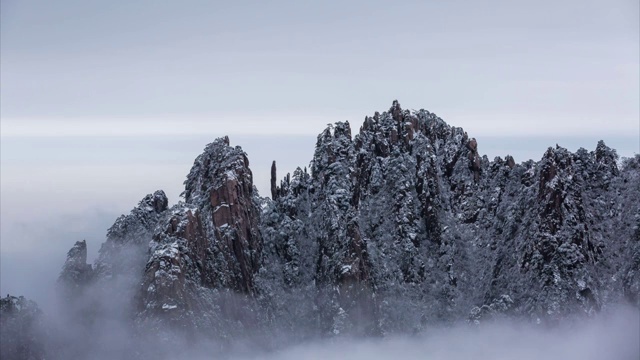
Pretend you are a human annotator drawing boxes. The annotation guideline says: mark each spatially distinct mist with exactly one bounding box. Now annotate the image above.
[3,220,640,360]
[0,209,117,308]
[5,286,639,360]
[5,233,637,360]
[238,308,640,360]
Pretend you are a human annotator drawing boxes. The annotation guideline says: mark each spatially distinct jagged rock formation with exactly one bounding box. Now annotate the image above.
[58,240,93,298]
[57,190,170,309]
[262,101,639,331]
[33,101,639,356]
[47,191,172,360]
[95,190,169,281]
[136,136,264,342]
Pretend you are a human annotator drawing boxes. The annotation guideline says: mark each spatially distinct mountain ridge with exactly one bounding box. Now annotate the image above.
[2,101,638,359]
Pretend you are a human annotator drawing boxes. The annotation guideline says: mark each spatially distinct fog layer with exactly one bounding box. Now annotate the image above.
[238,308,639,360]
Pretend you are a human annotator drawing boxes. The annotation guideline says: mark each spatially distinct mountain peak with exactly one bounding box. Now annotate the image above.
[58,240,92,294]
[183,136,252,206]
[26,102,638,357]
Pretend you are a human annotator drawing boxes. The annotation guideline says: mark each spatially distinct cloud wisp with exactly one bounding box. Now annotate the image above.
[237,309,639,360]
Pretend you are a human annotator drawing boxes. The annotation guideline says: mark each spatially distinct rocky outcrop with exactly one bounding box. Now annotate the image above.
[49,190,172,359]
[48,101,639,349]
[58,240,93,297]
[136,138,264,339]
[93,190,169,281]
[263,101,639,329]
[271,161,278,200]
[182,136,262,293]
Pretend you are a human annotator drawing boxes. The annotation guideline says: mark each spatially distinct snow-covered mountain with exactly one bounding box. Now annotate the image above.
[2,101,639,359]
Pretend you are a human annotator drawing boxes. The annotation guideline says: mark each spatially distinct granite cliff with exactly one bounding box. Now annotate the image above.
[4,102,639,358]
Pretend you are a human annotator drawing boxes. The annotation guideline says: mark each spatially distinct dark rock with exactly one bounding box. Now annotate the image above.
[58,240,93,298]
[271,160,278,200]
[52,101,640,345]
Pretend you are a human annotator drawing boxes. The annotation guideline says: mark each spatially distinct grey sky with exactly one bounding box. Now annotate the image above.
[0,0,638,302]
[2,0,639,136]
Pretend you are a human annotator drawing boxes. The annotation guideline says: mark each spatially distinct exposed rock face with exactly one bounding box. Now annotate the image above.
[270,161,278,200]
[94,190,169,282]
[58,240,93,297]
[181,136,262,294]
[309,121,375,334]
[51,191,171,359]
[48,101,639,351]
[262,101,640,331]
[136,137,264,339]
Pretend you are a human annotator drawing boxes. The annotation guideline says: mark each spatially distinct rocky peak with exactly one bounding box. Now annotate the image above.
[139,137,262,328]
[594,140,620,184]
[390,99,403,119]
[354,102,414,157]
[63,240,89,269]
[135,138,265,337]
[270,160,278,200]
[91,190,169,282]
[58,240,93,295]
[104,190,169,244]
[183,137,252,207]
[183,137,261,292]
[313,122,353,160]
[333,120,352,139]
[538,146,574,228]
[40,101,639,349]
[145,190,170,213]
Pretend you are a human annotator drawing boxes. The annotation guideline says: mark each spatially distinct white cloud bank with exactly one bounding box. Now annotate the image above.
[235,308,639,360]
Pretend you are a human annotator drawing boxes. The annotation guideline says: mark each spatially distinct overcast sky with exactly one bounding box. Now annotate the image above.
[2,0,639,136]
[1,0,638,302]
